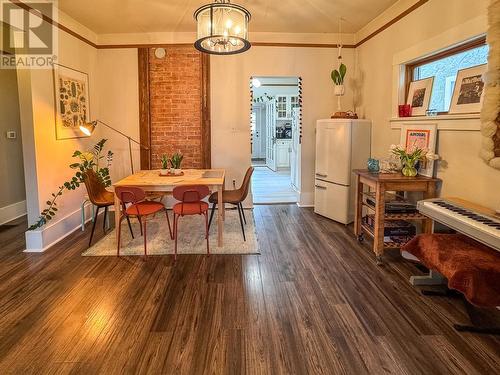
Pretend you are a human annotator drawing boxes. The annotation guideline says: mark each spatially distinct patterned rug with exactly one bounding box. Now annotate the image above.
[82,209,260,256]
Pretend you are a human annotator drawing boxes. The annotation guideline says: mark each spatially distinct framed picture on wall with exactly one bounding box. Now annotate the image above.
[53,63,91,140]
[400,123,437,177]
[406,77,434,116]
[448,64,487,114]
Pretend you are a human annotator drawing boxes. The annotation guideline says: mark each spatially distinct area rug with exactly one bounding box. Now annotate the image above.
[82,209,260,256]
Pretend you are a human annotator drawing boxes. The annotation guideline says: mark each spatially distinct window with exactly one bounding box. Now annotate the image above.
[407,37,488,113]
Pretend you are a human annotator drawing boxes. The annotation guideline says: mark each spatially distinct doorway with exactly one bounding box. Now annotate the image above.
[0,52,27,228]
[250,76,301,204]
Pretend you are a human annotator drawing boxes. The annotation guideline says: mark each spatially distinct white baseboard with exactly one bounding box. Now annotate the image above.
[24,202,95,252]
[0,200,27,225]
[296,203,314,208]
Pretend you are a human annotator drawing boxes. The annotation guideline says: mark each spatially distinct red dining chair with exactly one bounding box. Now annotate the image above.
[172,185,210,261]
[115,186,172,256]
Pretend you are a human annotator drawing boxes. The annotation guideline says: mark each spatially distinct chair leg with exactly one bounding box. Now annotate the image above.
[123,203,134,239]
[89,206,100,247]
[173,214,178,262]
[138,216,143,236]
[103,207,108,232]
[205,212,210,257]
[237,203,246,242]
[165,208,173,239]
[117,215,122,256]
[240,202,247,224]
[142,216,147,256]
[208,202,216,230]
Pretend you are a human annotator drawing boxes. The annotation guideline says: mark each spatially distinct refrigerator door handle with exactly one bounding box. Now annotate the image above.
[314,184,327,190]
[315,172,328,178]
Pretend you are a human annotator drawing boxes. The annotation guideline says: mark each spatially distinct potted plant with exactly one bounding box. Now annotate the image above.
[390,144,439,177]
[160,154,169,175]
[170,151,184,175]
[331,63,347,96]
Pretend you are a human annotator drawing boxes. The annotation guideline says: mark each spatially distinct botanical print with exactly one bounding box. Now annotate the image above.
[59,75,88,129]
[411,88,426,108]
[457,74,484,105]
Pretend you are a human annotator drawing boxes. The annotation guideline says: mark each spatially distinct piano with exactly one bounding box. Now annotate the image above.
[417,197,500,252]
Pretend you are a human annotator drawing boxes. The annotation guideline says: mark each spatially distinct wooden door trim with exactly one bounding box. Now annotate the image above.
[138,48,151,170]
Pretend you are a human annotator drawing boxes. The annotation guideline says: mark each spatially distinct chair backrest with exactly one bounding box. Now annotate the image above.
[173,185,210,202]
[115,186,146,204]
[83,169,110,206]
[237,167,254,201]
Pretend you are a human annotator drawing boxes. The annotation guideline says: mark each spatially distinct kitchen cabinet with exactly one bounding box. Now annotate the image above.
[276,139,291,168]
[276,95,299,119]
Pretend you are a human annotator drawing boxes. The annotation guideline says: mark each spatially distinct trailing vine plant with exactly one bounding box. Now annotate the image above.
[28,139,113,230]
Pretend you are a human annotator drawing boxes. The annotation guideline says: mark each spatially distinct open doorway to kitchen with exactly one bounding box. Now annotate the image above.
[250,76,301,204]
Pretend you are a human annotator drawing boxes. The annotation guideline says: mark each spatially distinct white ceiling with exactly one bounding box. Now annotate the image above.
[58,0,399,35]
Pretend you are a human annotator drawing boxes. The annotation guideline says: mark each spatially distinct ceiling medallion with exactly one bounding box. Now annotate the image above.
[194,0,251,55]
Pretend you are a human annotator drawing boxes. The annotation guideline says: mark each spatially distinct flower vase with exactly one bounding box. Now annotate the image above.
[401,162,418,177]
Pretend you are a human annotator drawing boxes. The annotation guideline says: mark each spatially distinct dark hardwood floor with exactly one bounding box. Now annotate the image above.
[0,206,499,374]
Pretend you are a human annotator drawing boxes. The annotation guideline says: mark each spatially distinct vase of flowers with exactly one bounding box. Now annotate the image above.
[390,144,439,177]
[160,154,169,175]
[170,151,184,175]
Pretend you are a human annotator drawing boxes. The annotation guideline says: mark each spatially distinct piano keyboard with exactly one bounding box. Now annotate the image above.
[417,198,500,252]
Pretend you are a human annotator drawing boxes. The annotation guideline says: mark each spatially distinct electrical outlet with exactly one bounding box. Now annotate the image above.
[6,131,16,139]
[232,179,236,188]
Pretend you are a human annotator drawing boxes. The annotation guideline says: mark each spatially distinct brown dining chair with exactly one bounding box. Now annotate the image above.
[83,169,134,247]
[208,167,254,241]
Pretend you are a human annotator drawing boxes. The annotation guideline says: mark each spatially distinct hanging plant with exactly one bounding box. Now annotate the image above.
[331,63,347,85]
[28,139,113,230]
[253,93,274,103]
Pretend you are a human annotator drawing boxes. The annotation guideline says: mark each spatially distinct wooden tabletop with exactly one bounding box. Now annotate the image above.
[353,169,440,182]
[113,169,225,188]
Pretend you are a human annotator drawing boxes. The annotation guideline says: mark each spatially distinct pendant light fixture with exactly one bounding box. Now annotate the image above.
[194,0,251,55]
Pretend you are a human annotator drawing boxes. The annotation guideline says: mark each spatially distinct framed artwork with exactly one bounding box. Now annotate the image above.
[406,77,434,116]
[400,123,437,177]
[53,63,90,140]
[448,64,487,114]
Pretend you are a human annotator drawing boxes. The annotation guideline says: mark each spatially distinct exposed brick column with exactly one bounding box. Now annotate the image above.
[148,46,204,169]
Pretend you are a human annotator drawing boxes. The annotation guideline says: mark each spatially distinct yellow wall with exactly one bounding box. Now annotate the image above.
[355,0,500,210]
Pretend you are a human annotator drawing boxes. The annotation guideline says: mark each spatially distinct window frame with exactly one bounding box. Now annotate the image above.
[404,36,487,114]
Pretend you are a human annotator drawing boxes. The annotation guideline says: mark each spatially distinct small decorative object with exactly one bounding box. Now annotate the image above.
[398,104,412,117]
[379,156,401,174]
[53,63,90,140]
[399,124,438,177]
[449,64,487,114]
[170,151,184,175]
[367,158,380,173]
[406,77,434,116]
[425,108,438,116]
[390,144,439,177]
[160,154,169,176]
[193,0,251,55]
[480,0,500,170]
[28,139,113,230]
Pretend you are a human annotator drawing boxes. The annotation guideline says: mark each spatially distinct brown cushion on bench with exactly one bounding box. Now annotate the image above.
[403,234,500,307]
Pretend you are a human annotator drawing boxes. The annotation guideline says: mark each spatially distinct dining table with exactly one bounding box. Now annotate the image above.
[113,169,226,246]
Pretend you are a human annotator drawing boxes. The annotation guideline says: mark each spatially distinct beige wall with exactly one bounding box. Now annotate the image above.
[211,46,355,205]
[355,0,500,210]
[0,65,25,209]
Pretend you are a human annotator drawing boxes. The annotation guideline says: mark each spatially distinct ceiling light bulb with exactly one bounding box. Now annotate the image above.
[226,19,233,28]
[234,25,241,34]
[252,78,261,88]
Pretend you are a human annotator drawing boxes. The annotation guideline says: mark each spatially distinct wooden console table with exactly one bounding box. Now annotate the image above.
[353,170,440,263]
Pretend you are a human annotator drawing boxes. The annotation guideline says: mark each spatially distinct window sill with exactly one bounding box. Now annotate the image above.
[390,113,480,131]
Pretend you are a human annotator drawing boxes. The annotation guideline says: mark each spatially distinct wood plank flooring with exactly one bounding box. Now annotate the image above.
[251,167,297,204]
[0,206,499,374]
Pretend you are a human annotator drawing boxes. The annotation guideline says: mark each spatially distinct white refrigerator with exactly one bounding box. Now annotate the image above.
[314,119,371,224]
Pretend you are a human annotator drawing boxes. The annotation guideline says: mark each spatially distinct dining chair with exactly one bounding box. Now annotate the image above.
[208,167,254,241]
[115,186,172,256]
[172,185,210,261]
[83,169,134,247]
